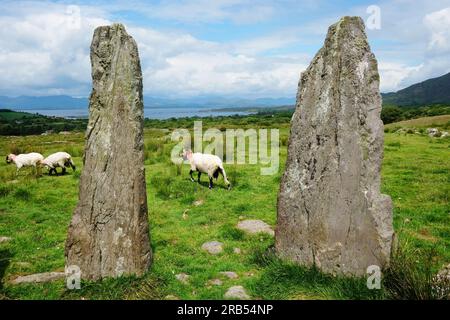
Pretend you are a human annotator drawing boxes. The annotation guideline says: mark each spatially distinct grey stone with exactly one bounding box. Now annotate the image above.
[65,23,151,280]
[435,264,450,299]
[219,271,239,279]
[175,273,190,284]
[207,278,223,286]
[202,241,223,255]
[233,247,242,254]
[224,286,250,300]
[276,17,394,276]
[11,272,65,284]
[237,220,274,236]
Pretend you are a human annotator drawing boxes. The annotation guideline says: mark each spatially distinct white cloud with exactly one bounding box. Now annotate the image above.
[130,26,307,97]
[0,1,307,98]
[378,62,423,92]
[1,1,450,98]
[424,7,450,54]
[0,2,109,96]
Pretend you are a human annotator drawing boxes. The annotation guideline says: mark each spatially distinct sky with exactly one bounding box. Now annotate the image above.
[0,0,449,99]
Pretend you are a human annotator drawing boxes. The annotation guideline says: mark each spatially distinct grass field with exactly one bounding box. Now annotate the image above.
[384,114,450,131]
[0,116,449,300]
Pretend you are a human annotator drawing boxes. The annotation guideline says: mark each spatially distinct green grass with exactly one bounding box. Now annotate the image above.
[0,117,448,300]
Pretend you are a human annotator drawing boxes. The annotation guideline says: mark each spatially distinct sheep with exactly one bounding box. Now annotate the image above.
[182,149,231,189]
[39,152,76,175]
[6,152,44,175]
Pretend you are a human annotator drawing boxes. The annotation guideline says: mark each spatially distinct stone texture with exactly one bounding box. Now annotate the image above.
[207,278,223,286]
[233,247,241,254]
[65,24,151,280]
[11,272,65,284]
[201,241,223,255]
[224,286,250,300]
[276,16,394,276]
[435,264,450,299]
[237,220,274,236]
[175,273,190,284]
[219,271,239,279]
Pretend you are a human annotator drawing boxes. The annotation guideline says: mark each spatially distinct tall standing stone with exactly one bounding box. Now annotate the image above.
[65,24,151,280]
[276,17,393,276]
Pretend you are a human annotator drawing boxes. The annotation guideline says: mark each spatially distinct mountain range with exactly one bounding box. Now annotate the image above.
[381,72,450,107]
[1,72,449,110]
[0,95,295,110]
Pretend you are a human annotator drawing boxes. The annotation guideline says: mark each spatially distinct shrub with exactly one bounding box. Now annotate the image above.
[384,241,450,300]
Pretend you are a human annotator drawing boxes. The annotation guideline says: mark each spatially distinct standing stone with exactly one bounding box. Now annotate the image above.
[276,17,393,276]
[65,24,151,280]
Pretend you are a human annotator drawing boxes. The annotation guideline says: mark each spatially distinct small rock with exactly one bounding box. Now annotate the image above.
[11,272,65,284]
[237,220,274,236]
[233,247,241,254]
[175,273,190,284]
[435,264,450,298]
[436,264,450,280]
[202,241,223,255]
[207,278,223,286]
[220,271,239,279]
[0,236,12,243]
[164,295,180,300]
[427,128,441,137]
[224,286,250,300]
[193,199,204,206]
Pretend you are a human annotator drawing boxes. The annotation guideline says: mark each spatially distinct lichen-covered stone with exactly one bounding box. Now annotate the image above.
[276,17,393,276]
[65,24,151,280]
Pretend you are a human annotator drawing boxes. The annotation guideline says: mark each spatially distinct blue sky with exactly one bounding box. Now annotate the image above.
[0,0,449,98]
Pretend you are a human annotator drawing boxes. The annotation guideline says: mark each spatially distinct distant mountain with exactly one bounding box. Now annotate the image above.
[382,72,450,107]
[0,95,295,110]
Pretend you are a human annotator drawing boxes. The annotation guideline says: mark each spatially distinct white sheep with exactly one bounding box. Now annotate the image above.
[40,152,76,175]
[182,149,231,189]
[6,152,44,174]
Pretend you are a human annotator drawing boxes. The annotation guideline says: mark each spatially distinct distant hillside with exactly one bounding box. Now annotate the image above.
[382,72,450,107]
[0,95,295,110]
[0,109,87,135]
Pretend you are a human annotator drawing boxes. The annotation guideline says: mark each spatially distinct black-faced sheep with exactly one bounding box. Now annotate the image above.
[40,152,76,175]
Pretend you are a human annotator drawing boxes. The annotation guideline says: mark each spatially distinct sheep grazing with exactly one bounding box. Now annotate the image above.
[40,152,76,175]
[6,152,44,174]
[182,149,231,189]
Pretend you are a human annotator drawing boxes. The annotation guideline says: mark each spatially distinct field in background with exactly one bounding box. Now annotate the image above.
[0,115,449,300]
[384,114,450,131]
